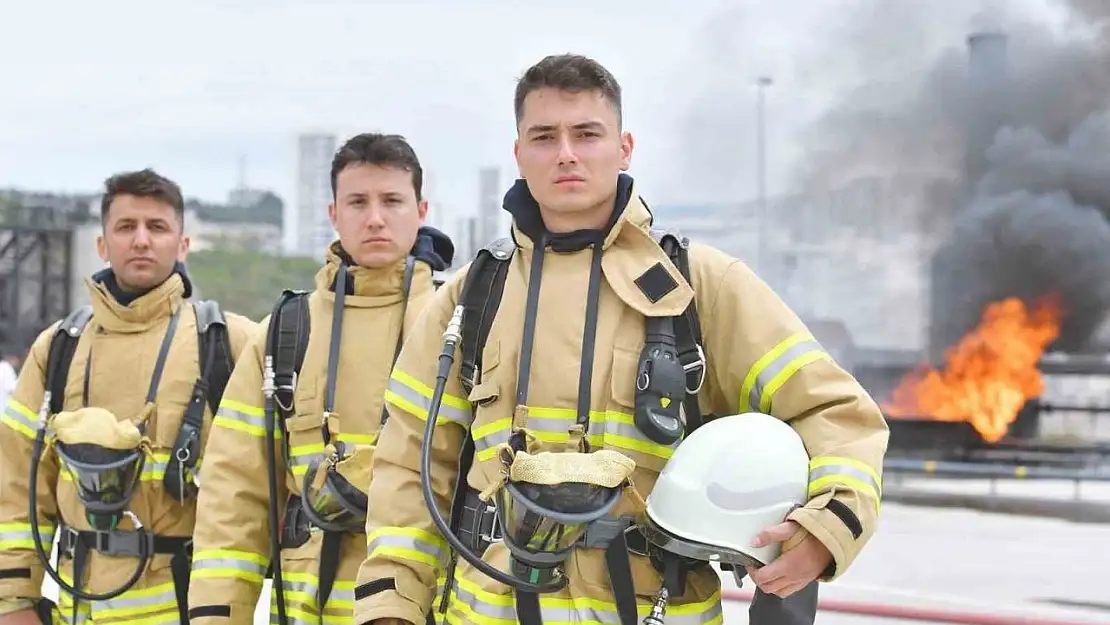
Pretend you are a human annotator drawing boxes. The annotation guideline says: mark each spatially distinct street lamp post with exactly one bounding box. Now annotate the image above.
[755,75,773,276]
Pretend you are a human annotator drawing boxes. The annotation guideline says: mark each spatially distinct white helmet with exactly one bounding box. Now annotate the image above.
[639,412,810,568]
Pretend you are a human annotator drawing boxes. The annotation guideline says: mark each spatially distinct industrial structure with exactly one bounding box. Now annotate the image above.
[0,205,75,354]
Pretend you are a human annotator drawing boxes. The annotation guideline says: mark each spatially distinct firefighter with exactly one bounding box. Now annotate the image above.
[352,54,889,625]
[187,133,455,625]
[0,168,258,625]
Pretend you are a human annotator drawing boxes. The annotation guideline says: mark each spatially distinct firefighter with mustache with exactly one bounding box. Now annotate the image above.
[0,169,258,625]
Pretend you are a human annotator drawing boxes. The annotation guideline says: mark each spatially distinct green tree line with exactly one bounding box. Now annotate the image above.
[186,248,319,321]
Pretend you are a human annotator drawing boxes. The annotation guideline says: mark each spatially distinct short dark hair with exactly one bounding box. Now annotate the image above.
[514,54,623,127]
[100,168,185,226]
[330,133,423,200]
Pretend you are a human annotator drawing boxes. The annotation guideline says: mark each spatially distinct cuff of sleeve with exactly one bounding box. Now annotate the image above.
[0,598,36,616]
[354,575,432,625]
[187,602,257,625]
[354,593,426,625]
[786,493,859,582]
[0,568,44,601]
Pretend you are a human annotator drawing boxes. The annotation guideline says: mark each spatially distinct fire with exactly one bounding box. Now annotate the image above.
[884,295,1063,443]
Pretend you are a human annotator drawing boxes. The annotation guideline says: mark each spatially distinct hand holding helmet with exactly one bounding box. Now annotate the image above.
[636,412,812,622]
[745,521,833,598]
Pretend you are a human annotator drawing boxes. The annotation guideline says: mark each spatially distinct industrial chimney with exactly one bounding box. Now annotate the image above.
[964,31,1010,188]
[927,31,1012,364]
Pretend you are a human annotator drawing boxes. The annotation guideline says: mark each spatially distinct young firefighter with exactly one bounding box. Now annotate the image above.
[0,169,257,625]
[187,133,455,625]
[351,55,889,625]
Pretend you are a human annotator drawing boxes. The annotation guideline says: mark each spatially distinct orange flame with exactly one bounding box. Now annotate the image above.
[883,295,1063,442]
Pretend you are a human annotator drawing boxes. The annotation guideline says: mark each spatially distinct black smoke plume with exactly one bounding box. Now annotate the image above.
[790,0,1110,355]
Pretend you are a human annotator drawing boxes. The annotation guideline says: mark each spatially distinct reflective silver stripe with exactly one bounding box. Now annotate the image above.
[0,523,55,549]
[471,418,511,461]
[142,454,169,480]
[92,583,178,618]
[449,579,723,625]
[288,451,322,476]
[809,457,882,505]
[741,334,830,413]
[213,401,271,438]
[367,531,448,567]
[1,401,39,438]
[191,557,268,577]
[278,577,355,606]
[386,369,474,426]
[525,411,680,460]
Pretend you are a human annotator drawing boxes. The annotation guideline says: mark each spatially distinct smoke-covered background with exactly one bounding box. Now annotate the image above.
[811,0,1110,354]
[673,0,1110,356]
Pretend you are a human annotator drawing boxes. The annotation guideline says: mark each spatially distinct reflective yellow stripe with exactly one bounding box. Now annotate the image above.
[386,368,473,426]
[213,399,278,438]
[55,568,178,623]
[0,522,55,550]
[192,548,269,584]
[447,575,723,625]
[57,450,171,483]
[808,456,882,512]
[739,333,831,414]
[367,527,448,569]
[1,399,39,439]
[288,432,377,477]
[273,570,355,611]
[472,407,680,463]
[472,418,512,462]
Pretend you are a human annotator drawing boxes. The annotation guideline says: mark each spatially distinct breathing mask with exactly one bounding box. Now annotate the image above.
[300,440,371,533]
[29,406,155,601]
[484,440,635,589]
[51,407,149,529]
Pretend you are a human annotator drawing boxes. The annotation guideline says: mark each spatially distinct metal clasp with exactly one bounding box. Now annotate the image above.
[683,344,707,394]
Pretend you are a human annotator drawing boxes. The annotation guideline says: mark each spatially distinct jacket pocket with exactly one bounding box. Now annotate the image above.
[467,340,510,479]
[605,348,682,474]
[283,413,328,489]
[76,551,181,624]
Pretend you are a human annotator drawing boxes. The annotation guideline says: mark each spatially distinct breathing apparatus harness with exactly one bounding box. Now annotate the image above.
[262,257,418,625]
[416,229,708,625]
[27,300,231,622]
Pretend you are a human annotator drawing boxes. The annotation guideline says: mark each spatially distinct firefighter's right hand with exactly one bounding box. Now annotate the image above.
[0,609,44,625]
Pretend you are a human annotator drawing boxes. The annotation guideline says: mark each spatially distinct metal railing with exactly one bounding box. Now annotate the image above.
[884,458,1110,482]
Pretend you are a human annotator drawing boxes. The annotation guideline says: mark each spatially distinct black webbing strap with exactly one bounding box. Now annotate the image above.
[457,239,513,396]
[657,232,706,434]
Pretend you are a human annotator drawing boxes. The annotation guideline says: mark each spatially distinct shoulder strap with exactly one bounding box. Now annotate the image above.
[446,237,514,547]
[43,305,94,416]
[456,237,515,397]
[650,229,707,435]
[164,300,233,502]
[193,300,232,414]
[269,290,312,420]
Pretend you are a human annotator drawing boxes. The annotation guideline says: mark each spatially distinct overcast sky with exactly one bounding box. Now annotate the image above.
[0,0,1064,219]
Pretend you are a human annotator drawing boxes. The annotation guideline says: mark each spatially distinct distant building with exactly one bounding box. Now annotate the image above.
[477,167,502,247]
[653,176,943,351]
[289,133,337,260]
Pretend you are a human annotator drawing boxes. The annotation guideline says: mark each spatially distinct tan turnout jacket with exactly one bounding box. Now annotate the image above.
[0,273,256,624]
[353,185,889,625]
[188,243,439,625]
